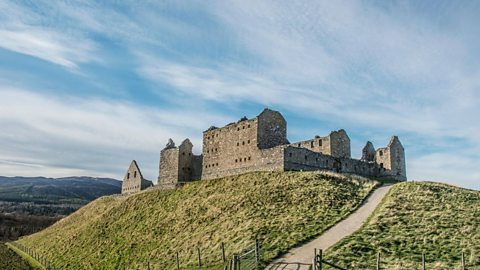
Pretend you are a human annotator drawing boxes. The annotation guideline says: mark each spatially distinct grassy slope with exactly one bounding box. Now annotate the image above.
[325,182,480,270]
[0,243,36,270]
[17,171,376,270]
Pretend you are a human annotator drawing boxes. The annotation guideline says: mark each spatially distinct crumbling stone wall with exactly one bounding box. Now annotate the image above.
[201,108,287,180]
[158,139,202,189]
[156,108,407,186]
[362,141,376,161]
[121,160,153,194]
[257,109,289,149]
[284,147,378,177]
[158,142,180,187]
[375,136,406,181]
[290,129,350,158]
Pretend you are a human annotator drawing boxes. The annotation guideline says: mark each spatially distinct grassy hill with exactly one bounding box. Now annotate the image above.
[325,182,480,270]
[16,171,377,269]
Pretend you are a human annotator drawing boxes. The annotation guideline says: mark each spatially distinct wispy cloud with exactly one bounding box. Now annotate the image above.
[0,87,229,180]
[0,27,97,69]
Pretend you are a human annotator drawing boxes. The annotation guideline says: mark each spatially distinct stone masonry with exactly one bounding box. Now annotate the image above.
[121,160,153,194]
[153,108,407,190]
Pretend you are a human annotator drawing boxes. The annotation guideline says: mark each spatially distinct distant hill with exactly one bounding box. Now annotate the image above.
[15,171,377,269]
[0,176,121,204]
[0,176,121,241]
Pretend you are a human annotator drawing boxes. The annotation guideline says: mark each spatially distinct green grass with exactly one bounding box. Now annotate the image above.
[325,181,480,270]
[16,171,377,270]
[1,243,41,270]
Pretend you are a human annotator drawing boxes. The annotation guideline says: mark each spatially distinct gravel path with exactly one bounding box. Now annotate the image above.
[266,184,393,270]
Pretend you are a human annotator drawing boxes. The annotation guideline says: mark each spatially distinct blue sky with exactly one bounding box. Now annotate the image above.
[0,1,479,189]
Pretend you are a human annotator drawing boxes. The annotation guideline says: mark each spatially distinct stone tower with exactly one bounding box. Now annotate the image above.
[201,108,288,180]
[121,160,153,194]
[158,138,202,188]
[375,136,406,181]
[361,141,375,161]
[257,108,289,149]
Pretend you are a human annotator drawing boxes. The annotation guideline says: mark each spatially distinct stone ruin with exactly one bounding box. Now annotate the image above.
[122,108,406,194]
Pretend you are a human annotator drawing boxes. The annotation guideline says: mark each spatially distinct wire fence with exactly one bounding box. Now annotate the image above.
[8,239,262,270]
[313,249,473,270]
[8,242,57,270]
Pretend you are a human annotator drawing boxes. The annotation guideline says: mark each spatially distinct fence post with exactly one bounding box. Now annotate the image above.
[422,253,426,270]
[313,249,317,270]
[461,252,465,270]
[232,255,237,270]
[176,252,180,270]
[319,249,322,270]
[255,239,260,265]
[221,242,226,263]
[197,247,202,268]
[377,252,380,270]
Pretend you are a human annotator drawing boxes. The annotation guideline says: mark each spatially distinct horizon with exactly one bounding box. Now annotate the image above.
[0,1,479,190]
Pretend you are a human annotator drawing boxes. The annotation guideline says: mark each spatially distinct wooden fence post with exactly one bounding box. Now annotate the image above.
[422,253,426,270]
[197,247,202,268]
[313,249,317,270]
[377,252,380,270]
[319,249,322,270]
[255,239,260,265]
[221,242,225,263]
[176,252,180,270]
[461,252,465,270]
[232,255,237,270]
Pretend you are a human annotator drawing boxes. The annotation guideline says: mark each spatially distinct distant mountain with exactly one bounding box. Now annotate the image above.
[0,176,121,204]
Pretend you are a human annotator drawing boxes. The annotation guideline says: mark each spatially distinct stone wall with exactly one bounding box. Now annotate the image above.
[362,141,375,161]
[158,139,203,189]
[257,109,289,149]
[284,146,378,177]
[290,129,350,158]
[329,129,351,158]
[156,108,407,187]
[201,146,285,180]
[158,146,179,187]
[375,136,406,181]
[122,160,153,194]
[202,116,259,179]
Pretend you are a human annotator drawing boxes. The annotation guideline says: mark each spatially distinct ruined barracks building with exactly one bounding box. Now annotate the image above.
[122,108,406,193]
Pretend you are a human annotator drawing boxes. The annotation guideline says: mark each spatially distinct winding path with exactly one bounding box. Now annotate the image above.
[266,184,393,270]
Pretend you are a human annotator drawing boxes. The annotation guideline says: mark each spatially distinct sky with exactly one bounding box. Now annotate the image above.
[0,1,479,190]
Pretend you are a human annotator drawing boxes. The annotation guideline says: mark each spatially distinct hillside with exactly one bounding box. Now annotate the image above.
[17,171,377,269]
[325,182,480,269]
[0,176,121,204]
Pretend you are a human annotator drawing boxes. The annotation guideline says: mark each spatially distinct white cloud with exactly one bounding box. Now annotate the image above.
[0,27,97,69]
[0,88,229,180]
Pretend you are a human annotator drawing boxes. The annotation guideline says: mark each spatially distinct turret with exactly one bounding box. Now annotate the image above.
[375,136,406,181]
[361,141,375,161]
[158,138,203,189]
